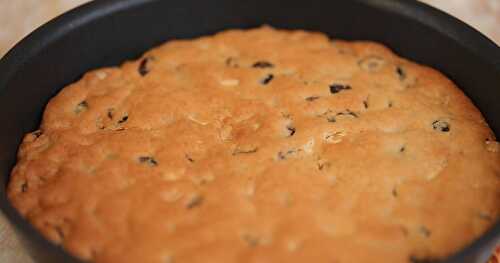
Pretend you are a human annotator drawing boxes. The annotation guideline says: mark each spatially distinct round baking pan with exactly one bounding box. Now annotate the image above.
[0,0,498,262]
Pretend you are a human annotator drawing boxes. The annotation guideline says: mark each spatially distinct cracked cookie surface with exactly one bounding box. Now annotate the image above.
[7,26,500,263]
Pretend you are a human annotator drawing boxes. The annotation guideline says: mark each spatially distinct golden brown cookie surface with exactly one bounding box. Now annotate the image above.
[7,26,500,263]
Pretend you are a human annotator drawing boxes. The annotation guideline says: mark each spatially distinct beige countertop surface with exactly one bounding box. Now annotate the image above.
[0,0,499,262]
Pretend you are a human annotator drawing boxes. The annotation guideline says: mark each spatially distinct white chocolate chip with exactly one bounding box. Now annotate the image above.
[160,189,183,202]
[243,182,255,198]
[161,172,179,182]
[96,71,107,80]
[166,222,177,234]
[260,235,273,246]
[324,131,346,144]
[278,68,296,75]
[186,114,209,126]
[278,192,294,207]
[327,175,337,186]
[220,79,240,86]
[486,140,499,153]
[218,125,233,142]
[286,239,301,252]
[191,173,215,185]
[426,158,448,181]
[302,139,315,154]
[161,253,174,263]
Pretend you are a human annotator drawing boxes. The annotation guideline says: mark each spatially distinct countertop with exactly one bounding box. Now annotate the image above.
[0,0,499,262]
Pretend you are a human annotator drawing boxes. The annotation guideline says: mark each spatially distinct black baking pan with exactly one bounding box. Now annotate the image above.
[0,0,499,262]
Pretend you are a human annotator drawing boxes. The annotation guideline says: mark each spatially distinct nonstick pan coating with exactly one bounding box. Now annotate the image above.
[0,0,498,262]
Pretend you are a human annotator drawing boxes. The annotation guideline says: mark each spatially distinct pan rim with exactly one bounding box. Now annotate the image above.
[0,0,498,262]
